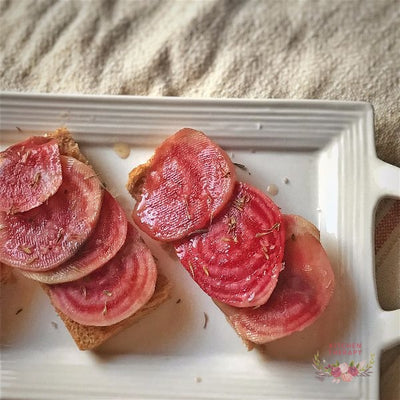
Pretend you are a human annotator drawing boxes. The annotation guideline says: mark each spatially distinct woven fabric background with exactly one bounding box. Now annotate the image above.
[0,0,399,398]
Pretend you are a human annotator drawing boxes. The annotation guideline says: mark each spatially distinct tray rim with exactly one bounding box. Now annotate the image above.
[1,92,399,400]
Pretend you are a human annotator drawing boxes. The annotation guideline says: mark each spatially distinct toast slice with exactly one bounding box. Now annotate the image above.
[127,135,333,349]
[0,262,13,284]
[127,159,152,202]
[41,274,170,350]
[41,128,171,350]
[127,161,255,348]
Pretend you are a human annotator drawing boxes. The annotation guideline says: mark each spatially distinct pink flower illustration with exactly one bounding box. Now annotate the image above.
[358,360,367,369]
[331,367,341,377]
[341,373,353,382]
[312,351,375,383]
[339,362,349,374]
[348,366,359,376]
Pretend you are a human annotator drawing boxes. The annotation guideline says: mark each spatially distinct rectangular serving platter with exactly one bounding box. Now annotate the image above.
[1,92,399,400]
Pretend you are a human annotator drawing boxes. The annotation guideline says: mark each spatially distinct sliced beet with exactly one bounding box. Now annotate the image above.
[216,215,335,344]
[20,191,127,284]
[0,136,62,213]
[174,182,285,308]
[47,224,157,326]
[0,156,103,271]
[283,214,320,241]
[131,128,236,241]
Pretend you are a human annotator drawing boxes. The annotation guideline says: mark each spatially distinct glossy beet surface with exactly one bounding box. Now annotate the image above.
[0,156,103,271]
[132,128,236,241]
[216,215,335,344]
[20,191,127,283]
[0,136,62,213]
[175,182,285,308]
[48,224,157,326]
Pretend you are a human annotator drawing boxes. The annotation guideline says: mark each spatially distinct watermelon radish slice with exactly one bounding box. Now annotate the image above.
[216,215,335,344]
[0,136,62,213]
[131,128,236,242]
[19,191,127,284]
[47,224,157,327]
[0,156,103,271]
[174,182,285,308]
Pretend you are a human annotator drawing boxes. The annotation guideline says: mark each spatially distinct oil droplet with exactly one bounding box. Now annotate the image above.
[113,142,130,159]
[267,184,279,196]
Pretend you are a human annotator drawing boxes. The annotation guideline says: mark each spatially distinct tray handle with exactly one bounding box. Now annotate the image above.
[373,159,400,200]
[379,309,400,350]
[372,158,400,349]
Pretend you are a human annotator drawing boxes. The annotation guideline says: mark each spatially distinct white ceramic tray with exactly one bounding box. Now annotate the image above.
[0,92,399,400]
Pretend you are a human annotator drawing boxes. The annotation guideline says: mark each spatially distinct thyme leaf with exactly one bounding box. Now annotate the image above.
[233,162,251,175]
[19,245,32,254]
[188,261,195,277]
[255,222,281,237]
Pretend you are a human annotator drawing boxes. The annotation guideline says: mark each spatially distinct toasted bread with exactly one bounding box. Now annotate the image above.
[128,159,254,348]
[126,159,152,202]
[127,137,330,348]
[41,274,170,350]
[40,128,171,350]
[0,262,13,284]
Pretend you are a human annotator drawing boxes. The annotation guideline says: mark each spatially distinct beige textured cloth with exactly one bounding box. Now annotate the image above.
[0,0,399,399]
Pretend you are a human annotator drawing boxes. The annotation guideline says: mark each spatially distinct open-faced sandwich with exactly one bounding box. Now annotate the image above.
[0,128,170,350]
[127,128,335,349]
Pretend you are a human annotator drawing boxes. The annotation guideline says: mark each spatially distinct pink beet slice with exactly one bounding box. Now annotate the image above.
[175,182,285,308]
[20,191,127,284]
[0,156,103,271]
[216,215,335,344]
[0,136,62,213]
[132,128,236,242]
[47,224,157,326]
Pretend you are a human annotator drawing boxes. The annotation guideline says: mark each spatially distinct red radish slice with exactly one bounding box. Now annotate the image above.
[47,224,157,326]
[0,136,62,213]
[216,215,335,344]
[19,191,127,284]
[132,128,236,241]
[174,182,285,308]
[0,156,103,271]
